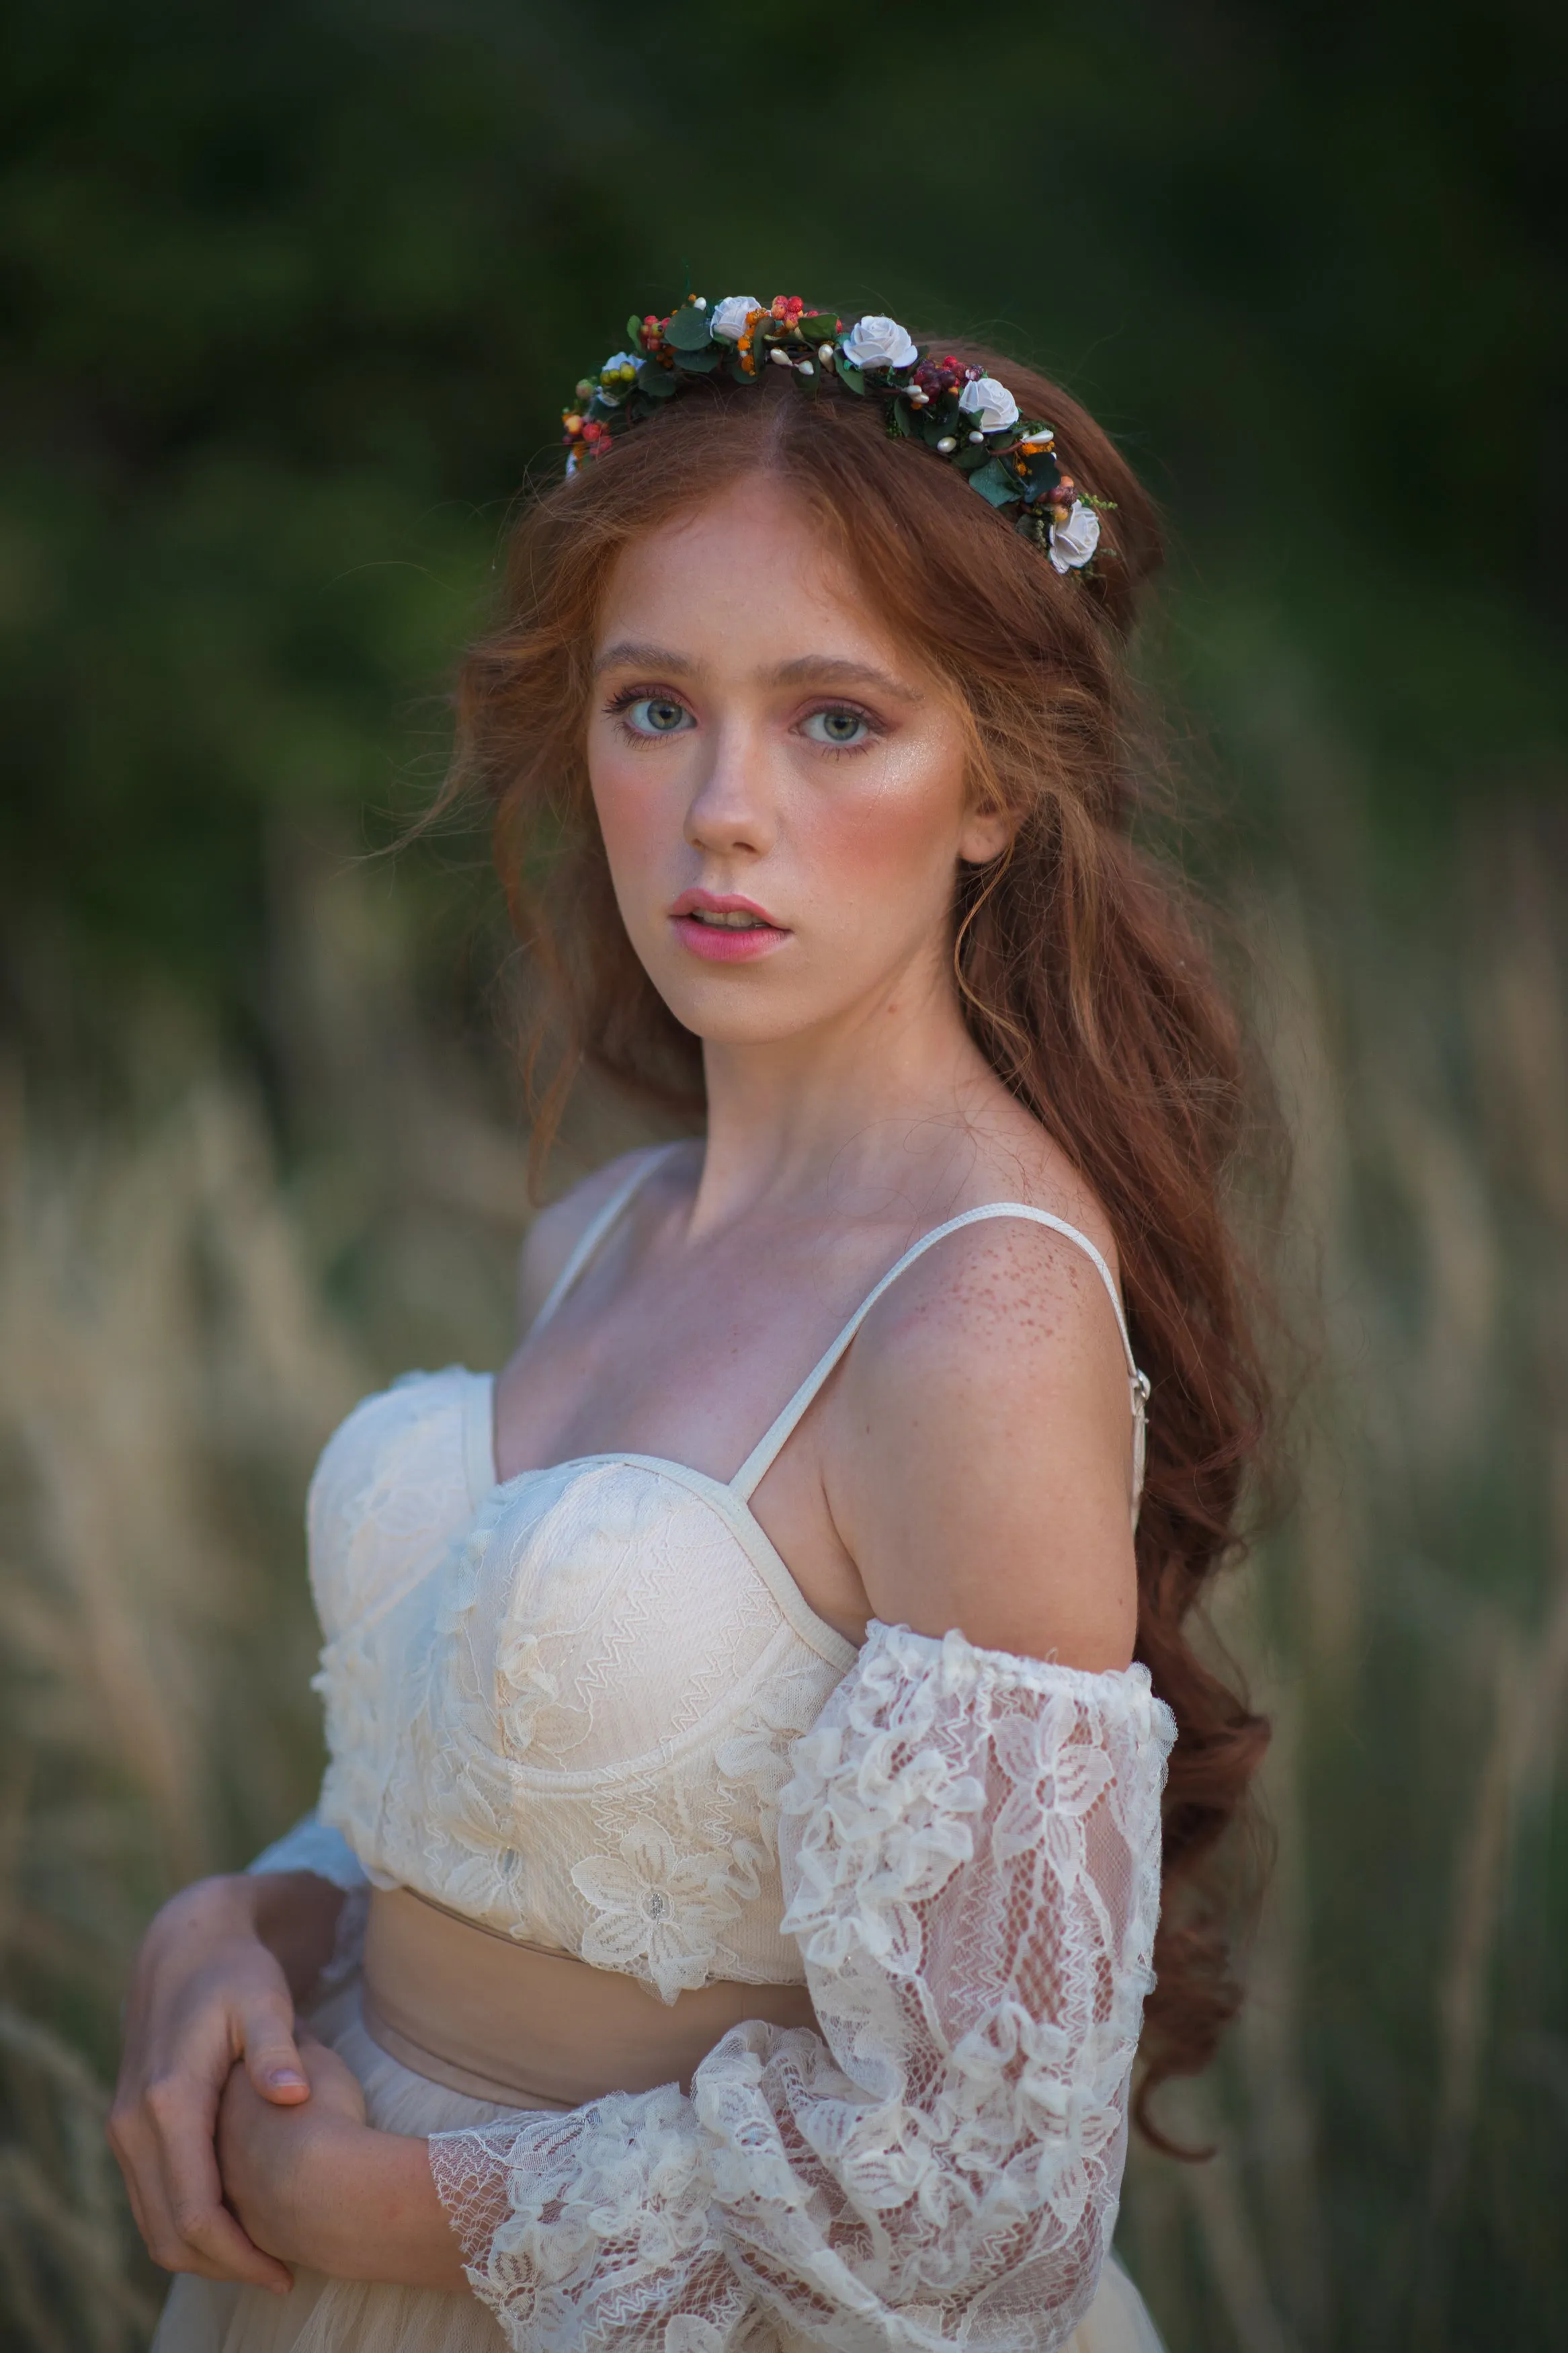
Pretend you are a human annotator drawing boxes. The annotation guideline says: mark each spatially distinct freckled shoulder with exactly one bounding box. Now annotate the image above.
[825,1212,1139,1667]
[845,1209,1128,1419]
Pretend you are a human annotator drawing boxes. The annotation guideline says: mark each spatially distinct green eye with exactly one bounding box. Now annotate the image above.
[626,697,692,735]
[803,708,869,747]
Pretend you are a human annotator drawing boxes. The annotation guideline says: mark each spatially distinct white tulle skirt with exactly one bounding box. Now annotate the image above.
[151,1983,1163,2353]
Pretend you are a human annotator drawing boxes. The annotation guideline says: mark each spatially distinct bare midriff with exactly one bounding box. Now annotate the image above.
[360,1885,817,2109]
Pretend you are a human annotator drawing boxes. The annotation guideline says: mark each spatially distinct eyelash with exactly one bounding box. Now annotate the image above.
[604,685,688,742]
[602,686,886,756]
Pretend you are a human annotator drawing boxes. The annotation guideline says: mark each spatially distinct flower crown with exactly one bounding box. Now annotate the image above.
[561,294,1109,577]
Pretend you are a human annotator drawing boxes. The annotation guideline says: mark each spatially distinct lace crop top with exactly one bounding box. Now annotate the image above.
[308,1359,856,1995]
[258,1156,1176,2353]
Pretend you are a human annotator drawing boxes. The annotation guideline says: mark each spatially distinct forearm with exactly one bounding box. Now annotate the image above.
[153,1872,343,2007]
[247,1871,345,2002]
[250,2124,465,2291]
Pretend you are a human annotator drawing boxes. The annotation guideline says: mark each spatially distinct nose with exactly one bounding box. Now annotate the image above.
[684,713,775,861]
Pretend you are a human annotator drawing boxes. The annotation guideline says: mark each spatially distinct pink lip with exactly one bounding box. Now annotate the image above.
[668,889,790,965]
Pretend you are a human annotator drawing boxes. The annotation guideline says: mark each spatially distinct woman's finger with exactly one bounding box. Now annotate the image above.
[142,2069,294,2291]
[165,2193,295,2292]
[239,1996,311,2104]
[106,2104,167,2263]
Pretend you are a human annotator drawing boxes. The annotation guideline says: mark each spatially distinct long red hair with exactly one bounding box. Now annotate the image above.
[443,344,1272,2141]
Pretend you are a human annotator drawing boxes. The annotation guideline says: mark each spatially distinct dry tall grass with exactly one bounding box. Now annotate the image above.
[1,824,1563,2348]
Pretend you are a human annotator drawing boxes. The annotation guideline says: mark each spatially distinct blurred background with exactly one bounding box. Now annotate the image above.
[2,1,1565,2346]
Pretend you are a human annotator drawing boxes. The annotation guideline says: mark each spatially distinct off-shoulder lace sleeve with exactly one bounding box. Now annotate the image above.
[429,1621,1175,2353]
[248,1807,370,1991]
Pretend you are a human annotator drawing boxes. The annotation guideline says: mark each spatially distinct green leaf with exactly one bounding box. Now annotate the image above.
[674,343,720,373]
[665,303,717,354]
[835,356,866,397]
[798,314,836,342]
[636,360,677,399]
[954,444,991,474]
[968,458,1022,508]
[886,399,913,440]
[626,313,645,349]
[1018,446,1061,494]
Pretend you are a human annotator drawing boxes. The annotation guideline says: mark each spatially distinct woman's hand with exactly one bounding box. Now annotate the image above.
[108,1870,343,2290]
[215,2033,364,2274]
[217,2037,467,2290]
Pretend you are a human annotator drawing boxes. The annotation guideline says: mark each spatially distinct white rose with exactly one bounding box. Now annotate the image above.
[710,295,761,342]
[841,314,919,372]
[958,375,1020,434]
[1048,500,1102,574]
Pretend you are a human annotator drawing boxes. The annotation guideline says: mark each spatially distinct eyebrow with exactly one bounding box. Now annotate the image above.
[593,642,922,705]
[593,640,699,678]
[768,655,922,705]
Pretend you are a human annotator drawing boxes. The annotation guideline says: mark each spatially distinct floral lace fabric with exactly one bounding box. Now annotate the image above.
[304,1371,854,2003]
[430,1620,1175,2353]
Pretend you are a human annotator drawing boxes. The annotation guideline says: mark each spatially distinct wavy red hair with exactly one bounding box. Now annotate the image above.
[442,345,1272,2141]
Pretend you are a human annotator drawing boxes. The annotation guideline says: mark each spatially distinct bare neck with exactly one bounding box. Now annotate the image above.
[688,963,1012,1240]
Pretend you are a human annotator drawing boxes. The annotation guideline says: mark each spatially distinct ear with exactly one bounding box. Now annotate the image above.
[957,804,1014,866]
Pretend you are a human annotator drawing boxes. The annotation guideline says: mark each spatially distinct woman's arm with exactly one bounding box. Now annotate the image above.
[109,1842,352,2289]
[214,2035,466,2290]
[110,1161,638,2295]
[828,1211,1141,1663]
[427,1622,1173,2352]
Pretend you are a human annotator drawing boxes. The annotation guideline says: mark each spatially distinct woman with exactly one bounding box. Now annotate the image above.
[111,296,1270,2353]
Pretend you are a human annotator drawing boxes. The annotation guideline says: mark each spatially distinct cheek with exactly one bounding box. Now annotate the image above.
[587,740,677,880]
[810,740,968,900]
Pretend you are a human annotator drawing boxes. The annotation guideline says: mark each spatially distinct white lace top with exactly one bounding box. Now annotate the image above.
[258,1159,1175,2353]
[307,1363,854,1996]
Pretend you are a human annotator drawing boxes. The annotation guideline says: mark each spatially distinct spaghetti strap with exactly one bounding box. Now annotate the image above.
[729,1203,1151,1515]
[528,1146,680,1338]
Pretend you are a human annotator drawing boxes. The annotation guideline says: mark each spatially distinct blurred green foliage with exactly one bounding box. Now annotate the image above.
[3,0,1565,1019]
